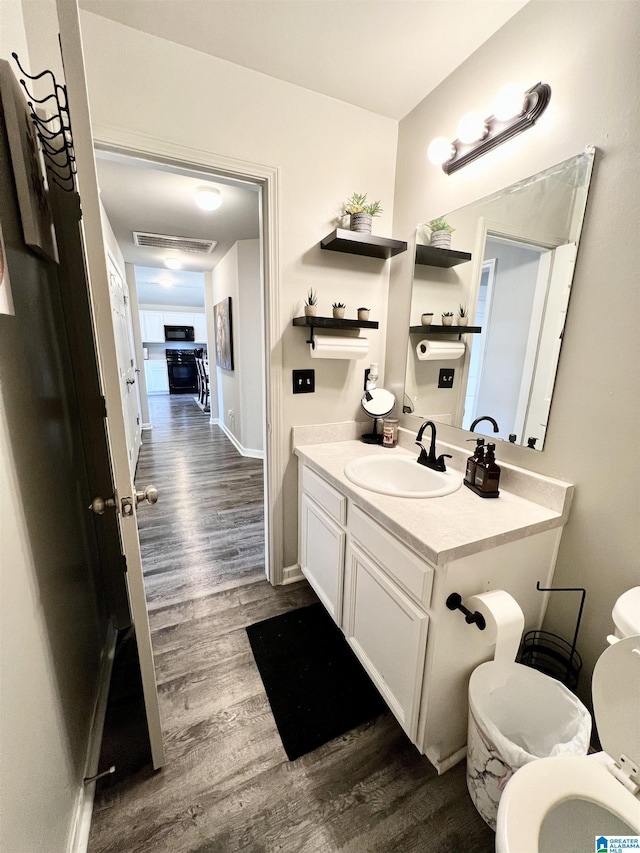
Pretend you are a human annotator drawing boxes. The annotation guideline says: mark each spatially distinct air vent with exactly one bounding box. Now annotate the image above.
[132,232,217,254]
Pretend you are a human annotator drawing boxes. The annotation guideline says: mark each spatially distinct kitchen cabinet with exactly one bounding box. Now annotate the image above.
[296,443,572,773]
[194,313,207,342]
[144,360,169,394]
[139,309,206,343]
[140,310,164,343]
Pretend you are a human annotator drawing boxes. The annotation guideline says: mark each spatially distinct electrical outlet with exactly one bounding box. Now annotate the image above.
[292,369,315,394]
[438,368,455,389]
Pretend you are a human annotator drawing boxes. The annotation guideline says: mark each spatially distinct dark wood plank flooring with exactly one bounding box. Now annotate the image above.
[88,394,494,853]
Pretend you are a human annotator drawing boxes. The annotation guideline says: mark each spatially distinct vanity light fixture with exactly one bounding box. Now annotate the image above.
[428,82,551,175]
[195,186,222,211]
[164,257,182,270]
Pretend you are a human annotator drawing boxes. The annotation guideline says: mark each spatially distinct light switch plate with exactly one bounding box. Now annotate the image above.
[292,369,315,394]
[438,368,455,389]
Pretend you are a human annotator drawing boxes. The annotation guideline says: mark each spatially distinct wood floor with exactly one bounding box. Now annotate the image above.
[88,394,494,853]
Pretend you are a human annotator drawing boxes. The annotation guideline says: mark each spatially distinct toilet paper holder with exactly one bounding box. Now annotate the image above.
[446,592,486,630]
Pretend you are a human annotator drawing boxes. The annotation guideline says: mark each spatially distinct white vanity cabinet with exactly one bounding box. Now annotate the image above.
[296,448,570,774]
[299,466,346,625]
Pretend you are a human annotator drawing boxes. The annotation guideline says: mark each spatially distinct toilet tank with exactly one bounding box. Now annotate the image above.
[611,587,640,641]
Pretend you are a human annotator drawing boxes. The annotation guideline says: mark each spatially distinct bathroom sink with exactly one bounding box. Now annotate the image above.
[344,454,462,498]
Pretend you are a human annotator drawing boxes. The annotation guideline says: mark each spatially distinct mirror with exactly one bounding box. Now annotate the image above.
[404,148,595,449]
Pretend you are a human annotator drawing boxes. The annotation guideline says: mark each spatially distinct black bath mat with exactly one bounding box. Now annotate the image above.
[246,602,387,760]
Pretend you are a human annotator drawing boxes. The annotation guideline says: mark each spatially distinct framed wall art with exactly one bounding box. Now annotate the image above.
[214,296,234,371]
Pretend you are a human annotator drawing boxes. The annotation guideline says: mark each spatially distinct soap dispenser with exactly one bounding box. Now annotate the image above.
[464,438,485,487]
[473,442,501,497]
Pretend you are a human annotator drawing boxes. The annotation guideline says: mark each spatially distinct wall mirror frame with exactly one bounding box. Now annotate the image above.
[403,146,596,450]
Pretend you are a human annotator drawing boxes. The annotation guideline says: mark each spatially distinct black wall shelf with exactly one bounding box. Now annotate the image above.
[415,244,472,268]
[321,229,407,260]
[294,316,379,331]
[410,324,482,335]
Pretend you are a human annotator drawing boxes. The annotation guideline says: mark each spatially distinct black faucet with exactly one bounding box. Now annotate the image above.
[415,421,452,472]
[470,415,500,433]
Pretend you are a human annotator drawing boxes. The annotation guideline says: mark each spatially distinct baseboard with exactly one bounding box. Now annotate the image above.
[281,563,305,585]
[68,621,117,853]
[426,744,467,775]
[211,418,265,460]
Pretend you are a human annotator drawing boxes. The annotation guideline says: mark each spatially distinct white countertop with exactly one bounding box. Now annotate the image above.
[294,439,573,566]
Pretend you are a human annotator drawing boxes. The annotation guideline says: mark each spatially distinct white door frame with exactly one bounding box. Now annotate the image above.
[91,128,283,587]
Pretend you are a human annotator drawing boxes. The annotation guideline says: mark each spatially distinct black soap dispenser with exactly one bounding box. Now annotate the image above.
[473,442,501,498]
[464,438,485,487]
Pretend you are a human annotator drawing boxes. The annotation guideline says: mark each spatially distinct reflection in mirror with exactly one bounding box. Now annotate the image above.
[404,148,595,449]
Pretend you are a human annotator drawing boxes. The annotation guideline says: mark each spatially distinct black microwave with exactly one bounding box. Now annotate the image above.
[164,325,195,342]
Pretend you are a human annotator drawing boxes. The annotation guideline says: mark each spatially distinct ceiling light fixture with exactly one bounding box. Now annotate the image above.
[428,82,551,175]
[195,186,223,211]
[164,257,182,270]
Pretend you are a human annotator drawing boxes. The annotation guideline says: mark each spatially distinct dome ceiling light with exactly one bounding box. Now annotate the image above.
[195,186,223,211]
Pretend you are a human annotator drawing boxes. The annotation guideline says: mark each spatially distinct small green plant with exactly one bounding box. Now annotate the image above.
[442,311,454,317]
[344,193,383,217]
[332,302,346,309]
[428,217,455,233]
[458,304,469,318]
[305,288,317,306]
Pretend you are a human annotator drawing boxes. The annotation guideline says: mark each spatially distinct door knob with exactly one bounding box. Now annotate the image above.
[89,496,116,515]
[135,485,158,506]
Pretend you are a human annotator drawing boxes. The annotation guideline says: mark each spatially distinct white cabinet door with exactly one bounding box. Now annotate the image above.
[193,312,207,343]
[144,361,169,394]
[300,494,345,625]
[140,310,164,343]
[343,542,429,740]
[163,311,195,327]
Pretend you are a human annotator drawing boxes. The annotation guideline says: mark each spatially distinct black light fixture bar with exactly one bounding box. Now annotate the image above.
[442,82,551,175]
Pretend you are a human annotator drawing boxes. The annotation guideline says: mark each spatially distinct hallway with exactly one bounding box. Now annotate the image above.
[87,396,493,853]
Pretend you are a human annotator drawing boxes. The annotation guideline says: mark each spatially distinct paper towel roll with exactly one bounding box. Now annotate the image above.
[310,335,369,360]
[416,339,465,361]
[465,590,525,664]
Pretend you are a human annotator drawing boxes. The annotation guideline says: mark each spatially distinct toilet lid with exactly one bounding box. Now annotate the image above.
[612,586,640,636]
[592,636,640,770]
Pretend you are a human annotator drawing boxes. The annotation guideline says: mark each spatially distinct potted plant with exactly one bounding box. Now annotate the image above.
[344,193,383,233]
[421,312,434,326]
[442,311,454,326]
[305,288,318,317]
[457,304,469,326]
[427,217,455,250]
[332,301,346,319]
[357,307,370,321]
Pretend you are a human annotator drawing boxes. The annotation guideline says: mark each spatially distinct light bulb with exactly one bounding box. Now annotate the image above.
[492,85,526,121]
[164,257,182,270]
[195,186,222,211]
[456,111,487,144]
[428,137,455,166]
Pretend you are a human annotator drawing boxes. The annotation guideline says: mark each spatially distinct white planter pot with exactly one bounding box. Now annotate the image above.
[430,230,452,249]
[457,316,469,327]
[350,213,373,233]
[441,315,454,326]
[304,305,317,317]
[357,309,370,321]
[332,307,346,319]
[421,313,434,326]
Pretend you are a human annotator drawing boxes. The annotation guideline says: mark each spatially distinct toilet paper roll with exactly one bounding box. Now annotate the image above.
[465,590,525,665]
[416,339,465,361]
[310,335,369,360]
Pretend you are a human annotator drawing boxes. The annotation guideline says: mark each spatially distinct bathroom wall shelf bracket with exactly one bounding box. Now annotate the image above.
[415,244,472,268]
[293,315,379,344]
[321,229,408,259]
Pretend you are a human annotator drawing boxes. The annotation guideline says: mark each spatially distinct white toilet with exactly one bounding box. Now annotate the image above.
[609,586,640,644]
[495,634,640,852]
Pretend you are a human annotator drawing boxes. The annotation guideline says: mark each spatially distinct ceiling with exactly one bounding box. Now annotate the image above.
[80,1,527,121]
[89,1,528,306]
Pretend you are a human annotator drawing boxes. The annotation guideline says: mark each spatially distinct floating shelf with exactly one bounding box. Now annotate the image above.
[321,229,407,260]
[410,324,482,334]
[415,244,472,268]
[294,316,379,331]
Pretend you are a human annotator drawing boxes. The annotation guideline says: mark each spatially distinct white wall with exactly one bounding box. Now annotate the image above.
[388,0,640,699]
[78,10,398,566]
[210,242,242,439]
